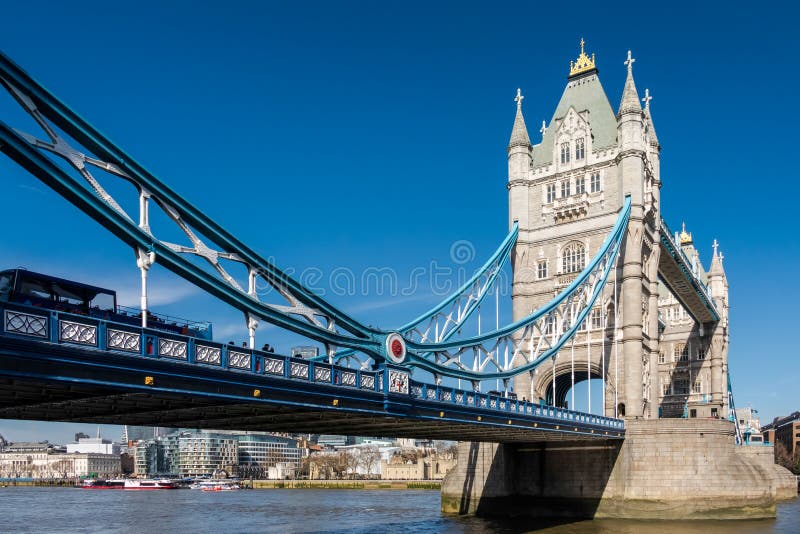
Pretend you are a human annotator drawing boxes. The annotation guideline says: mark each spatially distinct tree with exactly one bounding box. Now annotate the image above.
[357,446,381,478]
[793,447,800,475]
[775,441,794,472]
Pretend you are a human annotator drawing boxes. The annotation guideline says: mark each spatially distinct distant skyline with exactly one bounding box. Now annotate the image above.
[1,1,798,444]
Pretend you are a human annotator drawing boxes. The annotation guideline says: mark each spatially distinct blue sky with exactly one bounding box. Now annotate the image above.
[0,1,797,444]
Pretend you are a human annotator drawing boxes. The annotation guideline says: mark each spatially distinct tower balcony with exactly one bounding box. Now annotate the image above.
[553,194,589,223]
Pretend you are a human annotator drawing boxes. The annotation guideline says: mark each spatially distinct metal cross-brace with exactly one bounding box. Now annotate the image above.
[0,51,631,386]
[0,51,385,357]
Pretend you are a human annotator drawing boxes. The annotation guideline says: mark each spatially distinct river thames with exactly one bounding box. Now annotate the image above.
[0,487,800,534]
[0,487,797,532]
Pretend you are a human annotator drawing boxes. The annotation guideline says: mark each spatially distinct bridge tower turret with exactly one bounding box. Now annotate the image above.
[615,50,656,419]
[707,241,729,415]
[508,88,533,231]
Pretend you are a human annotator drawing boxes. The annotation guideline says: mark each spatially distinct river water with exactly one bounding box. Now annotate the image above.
[0,487,797,533]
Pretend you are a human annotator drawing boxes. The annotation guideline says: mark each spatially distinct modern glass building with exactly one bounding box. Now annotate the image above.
[235,433,301,474]
[178,432,238,477]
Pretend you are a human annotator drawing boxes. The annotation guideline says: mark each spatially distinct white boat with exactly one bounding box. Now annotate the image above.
[124,478,179,490]
[193,479,241,491]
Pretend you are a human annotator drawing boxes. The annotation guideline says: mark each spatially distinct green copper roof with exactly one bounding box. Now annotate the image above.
[531,72,617,168]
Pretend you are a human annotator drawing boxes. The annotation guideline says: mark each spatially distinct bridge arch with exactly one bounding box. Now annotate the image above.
[535,359,604,410]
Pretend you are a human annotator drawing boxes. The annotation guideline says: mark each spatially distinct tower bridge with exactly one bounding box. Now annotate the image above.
[0,43,795,519]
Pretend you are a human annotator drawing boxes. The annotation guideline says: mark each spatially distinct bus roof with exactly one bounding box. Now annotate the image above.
[1,268,117,300]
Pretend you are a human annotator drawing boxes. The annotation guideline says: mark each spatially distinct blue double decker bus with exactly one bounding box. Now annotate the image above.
[0,268,211,339]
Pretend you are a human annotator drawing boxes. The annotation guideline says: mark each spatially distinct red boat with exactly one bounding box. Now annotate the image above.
[80,479,125,489]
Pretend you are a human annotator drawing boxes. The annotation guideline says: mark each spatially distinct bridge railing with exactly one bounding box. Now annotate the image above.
[0,301,624,431]
[406,378,623,429]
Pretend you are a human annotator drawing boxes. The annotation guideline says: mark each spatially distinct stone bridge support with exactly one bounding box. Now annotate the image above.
[442,419,796,520]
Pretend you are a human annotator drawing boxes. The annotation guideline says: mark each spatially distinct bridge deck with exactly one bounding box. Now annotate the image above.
[0,305,623,443]
[658,221,719,325]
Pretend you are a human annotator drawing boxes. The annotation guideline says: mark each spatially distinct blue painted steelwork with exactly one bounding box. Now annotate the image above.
[398,197,631,381]
[0,51,627,384]
[659,218,719,323]
[0,51,381,352]
[318,222,518,365]
[0,300,624,438]
[727,371,743,445]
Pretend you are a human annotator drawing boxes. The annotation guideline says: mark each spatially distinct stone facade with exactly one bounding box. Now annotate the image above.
[508,42,729,420]
[442,420,797,519]
[0,447,120,478]
[381,455,456,480]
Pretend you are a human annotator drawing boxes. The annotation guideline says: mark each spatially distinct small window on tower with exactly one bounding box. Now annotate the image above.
[697,347,706,360]
[537,260,548,280]
[590,308,603,329]
[590,172,601,193]
[676,343,689,362]
[560,142,571,164]
[575,137,585,160]
[560,179,571,198]
[561,242,586,274]
[546,183,556,203]
[576,176,585,195]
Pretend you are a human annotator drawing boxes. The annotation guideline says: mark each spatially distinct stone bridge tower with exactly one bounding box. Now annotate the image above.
[508,41,663,419]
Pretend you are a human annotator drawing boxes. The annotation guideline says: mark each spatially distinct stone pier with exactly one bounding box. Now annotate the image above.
[441,419,796,520]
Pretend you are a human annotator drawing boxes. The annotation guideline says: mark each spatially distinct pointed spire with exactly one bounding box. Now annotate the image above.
[618,50,642,115]
[642,88,659,145]
[540,120,547,137]
[508,88,531,148]
[709,239,725,276]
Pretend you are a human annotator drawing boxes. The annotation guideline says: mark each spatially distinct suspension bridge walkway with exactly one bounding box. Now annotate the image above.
[0,50,715,443]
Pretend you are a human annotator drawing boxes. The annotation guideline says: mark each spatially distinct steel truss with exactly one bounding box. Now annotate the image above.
[0,51,629,385]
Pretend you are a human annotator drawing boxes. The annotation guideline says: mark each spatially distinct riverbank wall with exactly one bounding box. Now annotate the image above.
[249,479,440,490]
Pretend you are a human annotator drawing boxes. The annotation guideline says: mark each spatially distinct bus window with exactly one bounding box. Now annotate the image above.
[18,279,51,303]
[0,272,13,302]
[89,291,115,311]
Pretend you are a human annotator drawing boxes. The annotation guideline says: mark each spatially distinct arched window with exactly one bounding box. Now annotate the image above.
[575,137,585,160]
[561,242,586,274]
[560,142,570,164]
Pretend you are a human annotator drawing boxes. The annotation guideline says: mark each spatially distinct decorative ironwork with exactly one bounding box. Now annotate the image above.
[4,310,47,338]
[107,329,140,352]
[159,338,188,360]
[467,394,474,406]
[411,384,422,397]
[490,398,497,409]
[195,345,222,365]
[229,351,251,369]
[455,392,464,403]
[360,373,375,390]
[442,390,453,402]
[314,366,331,383]
[340,371,356,387]
[264,357,284,375]
[426,388,436,400]
[59,320,96,345]
[388,370,409,394]
[479,397,487,408]
[290,362,309,379]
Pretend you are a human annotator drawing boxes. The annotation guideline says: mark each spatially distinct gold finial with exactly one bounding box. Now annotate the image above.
[569,38,597,77]
[679,222,693,245]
